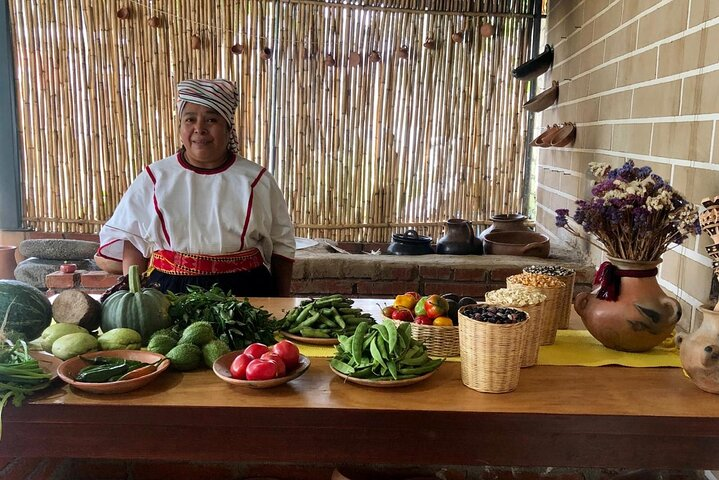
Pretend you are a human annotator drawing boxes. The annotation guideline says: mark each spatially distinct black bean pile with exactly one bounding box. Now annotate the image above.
[523,265,574,277]
[461,305,527,324]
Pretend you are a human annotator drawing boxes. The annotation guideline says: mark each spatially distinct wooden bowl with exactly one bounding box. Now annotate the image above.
[523,81,559,112]
[57,350,170,394]
[212,351,310,388]
[483,231,550,258]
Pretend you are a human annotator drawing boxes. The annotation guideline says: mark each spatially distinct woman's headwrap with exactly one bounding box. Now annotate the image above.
[176,78,239,153]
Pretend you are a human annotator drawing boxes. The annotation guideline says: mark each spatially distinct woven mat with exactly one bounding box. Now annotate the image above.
[291,330,681,368]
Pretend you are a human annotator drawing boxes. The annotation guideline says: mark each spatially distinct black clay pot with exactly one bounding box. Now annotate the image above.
[387,230,434,255]
[512,44,554,81]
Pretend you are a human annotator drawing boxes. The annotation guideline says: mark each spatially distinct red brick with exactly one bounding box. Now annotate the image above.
[419,265,451,280]
[378,264,416,281]
[291,279,355,295]
[356,280,417,296]
[45,271,79,289]
[425,282,487,298]
[1,458,43,480]
[489,267,524,282]
[80,271,122,289]
[132,461,237,480]
[453,268,488,282]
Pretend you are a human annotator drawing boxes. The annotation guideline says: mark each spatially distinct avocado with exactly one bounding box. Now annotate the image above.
[202,339,231,368]
[446,299,459,323]
[458,296,478,307]
[166,343,202,371]
[441,293,460,303]
[147,334,178,355]
[178,321,216,347]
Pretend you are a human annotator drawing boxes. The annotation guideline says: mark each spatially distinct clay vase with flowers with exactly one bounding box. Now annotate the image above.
[555,161,700,352]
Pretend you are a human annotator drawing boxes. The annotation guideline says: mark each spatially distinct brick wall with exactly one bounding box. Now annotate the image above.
[535,0,719,333]
[45,246,595,301]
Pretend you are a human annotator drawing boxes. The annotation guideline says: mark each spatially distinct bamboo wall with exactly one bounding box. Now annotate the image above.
[8,0,534,242]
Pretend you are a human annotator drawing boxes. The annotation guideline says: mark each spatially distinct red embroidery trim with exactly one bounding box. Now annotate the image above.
[151,249,264,276]
[146,166,171,247]
[239,167,266,250]
[594,261,659,301]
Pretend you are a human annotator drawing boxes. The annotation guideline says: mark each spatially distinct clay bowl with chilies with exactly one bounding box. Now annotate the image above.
[483,232,550,258]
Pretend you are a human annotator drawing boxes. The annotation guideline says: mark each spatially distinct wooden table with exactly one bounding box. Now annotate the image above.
[4,298,719,470]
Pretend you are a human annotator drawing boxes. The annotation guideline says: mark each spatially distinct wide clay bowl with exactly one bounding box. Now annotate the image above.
[512,44,554,81]
[523,81,559,112]
[213,351,311,388]
[57,350,170,394]
[483,231,550,258]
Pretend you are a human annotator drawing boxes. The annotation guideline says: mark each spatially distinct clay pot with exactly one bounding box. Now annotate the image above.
[478,213,529,241]
[190,35,201,50]
[512,44,554,81]
[436,219,479,255]
[261,47,272,60]
[423,38,435,50]
[677,306,719,394]
[387,230,434,255]
[523,81,559,113]
[231,43,245,55]
[116,7,131,20]
[480,23,494,37]
[483,232,549,258]
[147,16,161,28]
[451,32,464,43]
[0,246,17,280]
[549,123,576,147]
[324,54,336,67]
[396,45,409,59]
[348,52,361,67]
[575,257,681,352]
[368,50,381,63]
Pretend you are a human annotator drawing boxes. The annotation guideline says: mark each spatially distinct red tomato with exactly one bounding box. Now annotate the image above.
[245,359,279,380]
[261,352,287,376]
[229,353,254,380]
[414,315,433,325]
[425,294,450,319]
[243,342,269,359]
[391,308,414,322]
[59,263,77,273]
[271,340,300,371]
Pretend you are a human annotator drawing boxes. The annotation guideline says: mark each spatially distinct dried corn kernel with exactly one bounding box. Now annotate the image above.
[485,287,546,307]
[506,272,565,289]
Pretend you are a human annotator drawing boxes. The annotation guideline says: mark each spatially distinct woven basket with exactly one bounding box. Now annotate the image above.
[555,272,576,329]
[506,279,564,345]
[482,301,543,367]
[458,306,528,393]
[387,317,460,357]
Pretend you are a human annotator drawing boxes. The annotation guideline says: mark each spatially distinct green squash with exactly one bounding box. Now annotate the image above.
[100,265,171,344]
[0,280,52,341]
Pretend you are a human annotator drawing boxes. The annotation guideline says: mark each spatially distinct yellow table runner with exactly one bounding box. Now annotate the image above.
[292,330,681,368]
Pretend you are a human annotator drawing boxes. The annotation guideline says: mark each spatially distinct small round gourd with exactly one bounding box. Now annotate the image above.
[100,265,171,344]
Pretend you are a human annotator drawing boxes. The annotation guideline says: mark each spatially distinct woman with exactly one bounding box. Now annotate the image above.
[96,78,295,296]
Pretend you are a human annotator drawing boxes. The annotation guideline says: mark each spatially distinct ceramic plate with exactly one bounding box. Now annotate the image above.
[213,352,311,388]
[329,364,438,388]
[280,330,339,346]
[295,237,318,250]
[29,350,62,383]
[57,350,170,394]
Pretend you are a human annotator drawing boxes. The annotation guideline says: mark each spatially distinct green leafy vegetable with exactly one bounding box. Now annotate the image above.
[166,285,280,350]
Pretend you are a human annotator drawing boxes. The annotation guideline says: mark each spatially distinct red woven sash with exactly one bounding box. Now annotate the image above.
[151,249,263,276]
[594,261,658,301]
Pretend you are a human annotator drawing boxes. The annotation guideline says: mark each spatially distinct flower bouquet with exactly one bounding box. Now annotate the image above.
[555,160,700,262]
[555,160,700,352]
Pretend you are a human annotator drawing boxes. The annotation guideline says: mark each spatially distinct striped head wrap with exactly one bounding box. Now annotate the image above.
[176,78,239,154]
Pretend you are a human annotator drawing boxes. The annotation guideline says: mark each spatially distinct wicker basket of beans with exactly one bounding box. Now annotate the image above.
[523,265,576,329]
[458,304,529,393]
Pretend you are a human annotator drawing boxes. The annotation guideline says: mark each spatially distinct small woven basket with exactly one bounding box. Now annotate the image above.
[387,318,460,357]
[506,278,564,345]
[484,302,543,367]
[458,305,528,393]
[555,271,576,329]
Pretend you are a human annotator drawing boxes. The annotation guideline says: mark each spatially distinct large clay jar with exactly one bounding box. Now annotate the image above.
[676,307,719,394]
[478,213,530,241]
[574,257,681,352]
[436,218,477,255]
